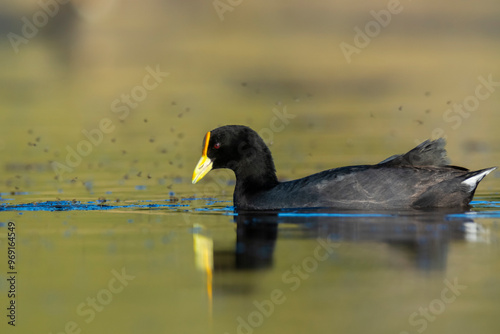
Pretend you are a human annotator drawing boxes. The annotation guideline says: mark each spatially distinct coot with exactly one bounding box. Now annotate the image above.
[192,125,496,210]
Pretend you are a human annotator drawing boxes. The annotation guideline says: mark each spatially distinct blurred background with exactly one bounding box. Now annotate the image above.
[1,2,500,334]
[0,0,499,199]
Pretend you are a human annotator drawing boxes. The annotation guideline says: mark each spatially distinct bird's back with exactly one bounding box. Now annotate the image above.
[235,139,495,210]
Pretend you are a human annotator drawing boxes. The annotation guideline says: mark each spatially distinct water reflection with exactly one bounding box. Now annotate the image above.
[213,210,483,275]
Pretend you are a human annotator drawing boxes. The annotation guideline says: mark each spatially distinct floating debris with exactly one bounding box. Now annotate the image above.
[0,200,185,212]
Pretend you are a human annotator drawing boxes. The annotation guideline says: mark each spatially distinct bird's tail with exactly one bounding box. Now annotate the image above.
[460,167,497,191]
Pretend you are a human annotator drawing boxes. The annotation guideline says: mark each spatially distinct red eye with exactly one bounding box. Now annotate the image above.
[213,143,221,149]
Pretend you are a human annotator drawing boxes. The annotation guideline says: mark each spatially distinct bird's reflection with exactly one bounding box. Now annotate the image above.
[213,209,481,273]
[211,213,279,272]
[235,214,278,270]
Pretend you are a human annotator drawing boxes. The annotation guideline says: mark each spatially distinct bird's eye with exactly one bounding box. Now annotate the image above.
[213,143,221,149]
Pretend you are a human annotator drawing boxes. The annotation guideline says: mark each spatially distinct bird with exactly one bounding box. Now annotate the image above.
[192,125,496,211]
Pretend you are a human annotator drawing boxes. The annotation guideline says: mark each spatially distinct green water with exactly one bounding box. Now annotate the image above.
[1,1,500,333]
[2,205,500,334]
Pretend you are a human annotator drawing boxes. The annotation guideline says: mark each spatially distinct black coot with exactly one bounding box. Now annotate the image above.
[192,125,496,210]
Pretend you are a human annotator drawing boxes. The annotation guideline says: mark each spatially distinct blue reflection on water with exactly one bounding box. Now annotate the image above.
[0,200,188,212]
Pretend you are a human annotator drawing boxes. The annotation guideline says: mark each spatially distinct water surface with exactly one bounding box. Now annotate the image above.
[1,193,500,334]
[1,1,500,333]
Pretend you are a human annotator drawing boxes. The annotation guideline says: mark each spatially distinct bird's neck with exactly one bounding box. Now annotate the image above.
[233,154,279,193]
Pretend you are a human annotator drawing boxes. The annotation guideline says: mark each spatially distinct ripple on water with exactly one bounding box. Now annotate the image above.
[1,198,500,219]
[0,200,189,212]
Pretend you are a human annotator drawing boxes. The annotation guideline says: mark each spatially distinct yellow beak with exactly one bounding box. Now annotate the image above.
[192,131,212,184]
[192,155,213,184]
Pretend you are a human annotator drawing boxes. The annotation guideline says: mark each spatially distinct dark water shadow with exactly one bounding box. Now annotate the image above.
[213,208,483,276]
